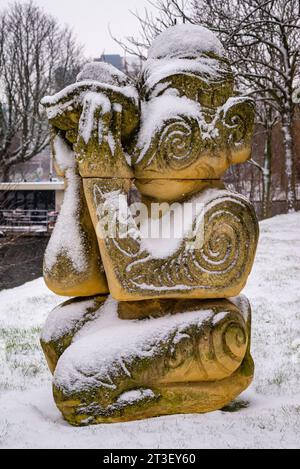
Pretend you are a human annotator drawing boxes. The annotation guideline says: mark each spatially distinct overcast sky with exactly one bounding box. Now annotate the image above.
[0,0,154,58]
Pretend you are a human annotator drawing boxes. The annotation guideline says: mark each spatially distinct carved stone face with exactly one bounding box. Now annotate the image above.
[42,25,254,197]
[132,25,254,185]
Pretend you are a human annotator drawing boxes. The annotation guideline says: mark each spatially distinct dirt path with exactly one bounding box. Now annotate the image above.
[0,236,49,290]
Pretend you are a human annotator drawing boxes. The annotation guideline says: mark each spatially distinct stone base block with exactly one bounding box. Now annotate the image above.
[41,294,254,425]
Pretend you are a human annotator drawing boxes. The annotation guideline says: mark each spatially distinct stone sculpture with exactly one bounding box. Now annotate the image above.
[40,24,259,425]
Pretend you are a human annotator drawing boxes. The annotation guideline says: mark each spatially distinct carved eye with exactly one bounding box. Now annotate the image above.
[158,116,202,170]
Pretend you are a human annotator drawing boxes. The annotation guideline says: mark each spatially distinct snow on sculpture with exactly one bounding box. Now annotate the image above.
[40,24,259,425]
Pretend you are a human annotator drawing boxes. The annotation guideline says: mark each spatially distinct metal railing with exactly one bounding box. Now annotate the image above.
[0,209,58,234]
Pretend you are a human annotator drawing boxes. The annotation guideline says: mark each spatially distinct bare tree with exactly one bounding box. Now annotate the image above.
[254,104,278,218]
[115,0,300,214]
[111,1,189,60]
[0,1,84,182]
[193,0,300,212]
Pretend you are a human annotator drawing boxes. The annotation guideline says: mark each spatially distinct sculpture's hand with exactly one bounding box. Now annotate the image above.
[41,79,140,178]
[72,83,139,178]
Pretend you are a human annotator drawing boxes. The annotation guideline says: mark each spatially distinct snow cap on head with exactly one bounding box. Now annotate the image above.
[76,61,130,87]
[148,24,225,60]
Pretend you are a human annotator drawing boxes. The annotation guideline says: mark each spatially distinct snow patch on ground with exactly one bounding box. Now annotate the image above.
[0,212,300,448]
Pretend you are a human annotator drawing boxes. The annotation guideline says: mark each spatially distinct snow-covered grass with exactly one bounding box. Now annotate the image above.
[0,212,300,448]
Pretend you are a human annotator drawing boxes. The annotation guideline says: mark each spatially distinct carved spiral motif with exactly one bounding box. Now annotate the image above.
[157,116,201,169]
[123,191,258,294]
[197,309,248,380]
[190,207,242,279]
[213,314,247,364]
[154,302,249,383]
[222,99,254,145]
[182,196,257,289]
